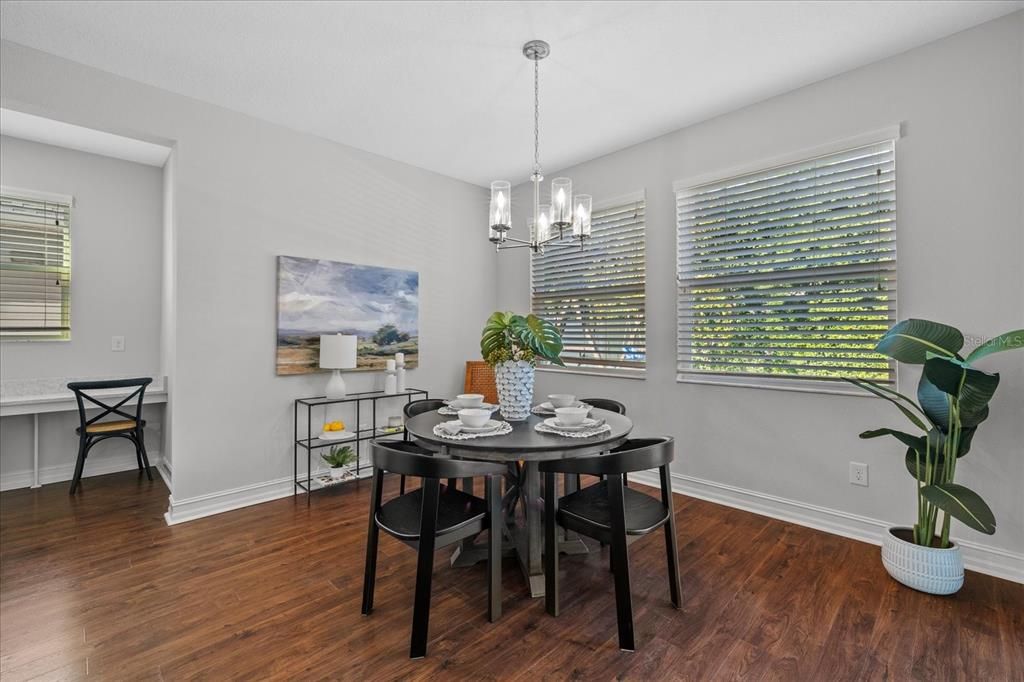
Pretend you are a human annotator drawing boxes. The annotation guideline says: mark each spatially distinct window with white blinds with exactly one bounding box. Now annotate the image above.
[0,190,72,340]
[532,196,646,372]
[676,137,896,386]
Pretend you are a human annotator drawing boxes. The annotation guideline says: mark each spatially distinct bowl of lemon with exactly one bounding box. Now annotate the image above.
[320,420,354,441]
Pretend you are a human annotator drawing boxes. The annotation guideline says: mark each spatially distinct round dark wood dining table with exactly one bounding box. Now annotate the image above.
[404,408,633,597]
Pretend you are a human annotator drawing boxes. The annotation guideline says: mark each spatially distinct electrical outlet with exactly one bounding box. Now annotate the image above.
[111,336,125,352]
[850,461,869,487]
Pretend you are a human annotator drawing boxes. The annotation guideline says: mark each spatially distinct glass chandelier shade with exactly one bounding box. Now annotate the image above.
[489,180,511,242]
[550,177,572,229]
[532,204,551,242]
[572,194,592,238]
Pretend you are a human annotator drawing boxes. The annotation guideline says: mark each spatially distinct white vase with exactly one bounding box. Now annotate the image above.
[881,526,964,595]
[494,360,535,422]
[329,466,348,480]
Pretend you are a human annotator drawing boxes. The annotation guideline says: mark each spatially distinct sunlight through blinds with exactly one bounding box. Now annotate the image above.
[0,191,72,339]
[676,139,897,384]
[532,198,646,372]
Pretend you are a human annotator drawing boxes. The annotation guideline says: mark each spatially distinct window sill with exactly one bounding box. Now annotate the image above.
[538,366,647,381]
[676,373,883,397]
[1,337,71,343]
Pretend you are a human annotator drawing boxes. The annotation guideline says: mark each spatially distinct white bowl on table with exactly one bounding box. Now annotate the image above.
[554,406,588,426]
[548,394,576,408]
[455,393,485,408]
[458,408,491,428]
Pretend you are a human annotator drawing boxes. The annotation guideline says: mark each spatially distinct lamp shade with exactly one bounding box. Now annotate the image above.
[320,334,358,369]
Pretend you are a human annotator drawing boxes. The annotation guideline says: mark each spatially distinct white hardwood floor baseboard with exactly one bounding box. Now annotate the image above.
[629,469,1024,585]
[0,451,164,491]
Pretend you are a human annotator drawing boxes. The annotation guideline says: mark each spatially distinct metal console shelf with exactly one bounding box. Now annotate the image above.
[293,388,428,501]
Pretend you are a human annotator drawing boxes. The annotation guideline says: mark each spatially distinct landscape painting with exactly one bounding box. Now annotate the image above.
[276,256,419,375]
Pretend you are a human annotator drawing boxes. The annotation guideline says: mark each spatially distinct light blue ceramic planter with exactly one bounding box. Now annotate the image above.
[494,360,535,422]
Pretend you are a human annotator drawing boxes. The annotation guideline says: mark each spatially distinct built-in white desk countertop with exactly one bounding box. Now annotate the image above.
[1,376,167,487]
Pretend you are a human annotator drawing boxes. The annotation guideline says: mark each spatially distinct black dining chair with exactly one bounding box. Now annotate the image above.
[578,398,628,489]
[362,440,506,659]
[66,377,153,494]
[540,437,681,652]
[398,398,447,494]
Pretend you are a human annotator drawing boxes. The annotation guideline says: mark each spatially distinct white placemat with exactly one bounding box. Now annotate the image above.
[534,422,612,438]
[432,421,513,440]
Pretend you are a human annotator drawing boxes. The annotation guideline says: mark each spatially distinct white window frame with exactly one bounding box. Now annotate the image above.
[673,125,901,395]
[532,190,647,379]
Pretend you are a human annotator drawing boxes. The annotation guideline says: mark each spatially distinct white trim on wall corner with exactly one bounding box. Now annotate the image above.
[164,475,294,526]
[629,469,1023,585]
[0,451,164,491]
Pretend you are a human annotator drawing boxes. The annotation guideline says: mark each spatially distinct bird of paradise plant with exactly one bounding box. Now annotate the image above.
[847,319,1022,548]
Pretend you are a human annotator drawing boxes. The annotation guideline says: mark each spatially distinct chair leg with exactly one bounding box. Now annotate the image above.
[132,433,144,471]
[410,479,440,659]
[136,429,153,481]
[69,436,89,494]
[487,475,502,622]
[608,474,635,652]
[660,464,682,609]
[544,471,559,617]
[361,469,385,616]
[399,474,406,496]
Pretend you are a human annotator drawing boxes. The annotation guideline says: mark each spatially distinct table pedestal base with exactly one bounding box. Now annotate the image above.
[449,460,589,598]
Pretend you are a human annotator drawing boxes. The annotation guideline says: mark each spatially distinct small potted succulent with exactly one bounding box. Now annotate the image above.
[321,445,356,479]
[847,319,1022,594]
[481,312,564,421]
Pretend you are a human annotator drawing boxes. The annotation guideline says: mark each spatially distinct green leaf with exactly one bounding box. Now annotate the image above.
[917,373,949,432]
[843,378,929,430]
[923,357,1000,423]
[481,311,514,359]
[920,483,996,535]
[875,319,963,364]
[859,428,925,452]
[965,329,1024,364]
[518,314,564,366]
[927,426,977,458]
[905,447,943,480]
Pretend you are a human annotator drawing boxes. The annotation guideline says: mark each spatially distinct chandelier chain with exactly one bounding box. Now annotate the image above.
[533,57,541,176]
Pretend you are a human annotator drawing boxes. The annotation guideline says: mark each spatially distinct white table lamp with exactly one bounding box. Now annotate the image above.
[320,334,358,399]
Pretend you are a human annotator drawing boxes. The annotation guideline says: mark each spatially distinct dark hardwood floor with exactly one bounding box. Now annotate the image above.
[1,470,1021,681]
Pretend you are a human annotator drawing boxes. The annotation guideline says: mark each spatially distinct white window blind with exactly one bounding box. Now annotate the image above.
[676,139,896,386]
[532,197,646,372]
[0,190,72,340]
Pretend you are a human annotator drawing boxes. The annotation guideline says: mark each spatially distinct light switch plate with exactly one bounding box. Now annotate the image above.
[111,336,125,352]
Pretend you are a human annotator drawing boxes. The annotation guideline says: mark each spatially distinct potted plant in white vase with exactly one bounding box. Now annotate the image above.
[321,445,356,480]
[847,319,1022,594]
[481,312,564,421]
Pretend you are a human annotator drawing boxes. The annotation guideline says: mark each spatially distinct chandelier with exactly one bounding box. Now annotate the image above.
[488,40,592,253]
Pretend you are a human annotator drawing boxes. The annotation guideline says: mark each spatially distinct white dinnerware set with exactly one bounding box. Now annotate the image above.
[433,393,609,440]
[436,393,506,436]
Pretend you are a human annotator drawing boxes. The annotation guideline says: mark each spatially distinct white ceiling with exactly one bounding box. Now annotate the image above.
[1,1,1020,186]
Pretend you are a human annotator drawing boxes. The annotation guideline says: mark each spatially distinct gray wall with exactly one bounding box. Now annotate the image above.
[1,39,493,509]
[0,136,165,487]
[0,136,164,378]
[499,14,1024,558]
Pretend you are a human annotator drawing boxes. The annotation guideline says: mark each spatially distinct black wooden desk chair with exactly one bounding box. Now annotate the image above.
[66,377,153,494]
[361,440,506,659]
[398,398,447,493]
[540,437,681,652]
